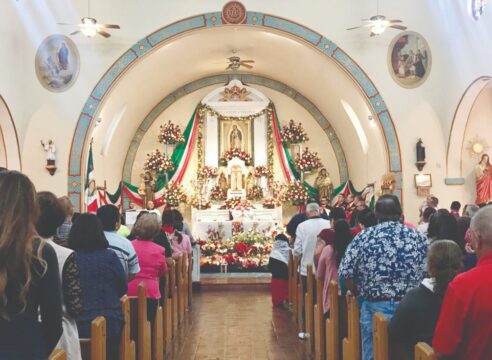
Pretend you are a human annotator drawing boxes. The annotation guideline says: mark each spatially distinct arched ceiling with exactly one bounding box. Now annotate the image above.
[90,26,388,190]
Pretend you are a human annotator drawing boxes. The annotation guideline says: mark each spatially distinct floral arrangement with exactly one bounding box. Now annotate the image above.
[158,120,185,145]
[209,185,227,201]
[197,166,218,180]
[219,197,252,210]
[253,165,271,178]
[247,185,263,201]
[162,181,187,206]
[143,149,175,175]
[219,148,252,166]
[282,181,309,205]
[294,148,322,172]
[280,119,309,145]
[262,196,282,209]
[190,196,212,210]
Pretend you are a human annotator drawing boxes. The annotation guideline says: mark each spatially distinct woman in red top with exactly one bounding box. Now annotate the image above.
[128,213,167,325]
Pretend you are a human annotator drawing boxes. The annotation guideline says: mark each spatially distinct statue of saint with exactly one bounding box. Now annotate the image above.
[245,172,255,195]
[41,140,56,166]
[230,165,243,191]
[475,153,492,205]
[314,168,333,201]
[218,172,228,193]
[139,171,155,205]
[229,124,242,150]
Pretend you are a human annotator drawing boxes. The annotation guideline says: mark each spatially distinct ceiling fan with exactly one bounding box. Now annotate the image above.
[57,0,120,38]
[347,0,406,36]
[226,56,255,71]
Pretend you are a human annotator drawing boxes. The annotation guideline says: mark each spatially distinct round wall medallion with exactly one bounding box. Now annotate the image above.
[222,1,247,24]
[387,31,431,89]
[35,34,80,92]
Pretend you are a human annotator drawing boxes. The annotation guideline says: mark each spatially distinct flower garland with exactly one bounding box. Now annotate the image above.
[196,113,204,169]
[294,148,322,172]
[219,197,250,210]
[267,118,275,183]
[198,166,218,180]
[198,102,273,122]
[210,185,227,201]
[262,196,281,209]
[143,149,175,175]
[280,119,309,145]
[219,148,252,166]
[162,181,187,206]
[190,196,212,210]
[282,181,309,205]
[247,185,263,201]
[158,120,185,145]
[253,165,271,178]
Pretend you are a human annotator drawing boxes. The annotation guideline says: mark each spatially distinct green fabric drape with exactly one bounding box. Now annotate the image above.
[167,109,197,182]
[106,182,122,203]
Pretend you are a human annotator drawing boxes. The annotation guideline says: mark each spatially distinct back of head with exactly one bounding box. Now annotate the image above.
[333,219,352,266]
[427,209,458,242]
[0,171,41,320]
[358,208,377,228]
[161,210,174,226]
[430,196,439,208]
[306,202,320,217]
[422,206,437,222]
[133,213,160,240]
[450,201,461,211]
[470,206,492,255]
[172,209,184,223]
[427,240,463,297]
[464,204,479,218]
[96,205,120,231]
[330,207,346,222]
[37,192,65,238]
[69,213,108,251]
[275,233,289,243]
[375,194,402,223]
[58,196,74,219]
[456,216,471,252]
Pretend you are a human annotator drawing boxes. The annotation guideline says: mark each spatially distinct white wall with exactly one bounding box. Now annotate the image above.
[1,0,491,221]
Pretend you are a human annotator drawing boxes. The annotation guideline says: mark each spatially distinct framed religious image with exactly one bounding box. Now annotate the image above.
[415,173,432,188]
[35,35,80,92]
[388,31,431,89]
[219,119,254,158]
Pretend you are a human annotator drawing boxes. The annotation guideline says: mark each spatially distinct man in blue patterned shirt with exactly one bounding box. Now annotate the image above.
[339,195,428,360]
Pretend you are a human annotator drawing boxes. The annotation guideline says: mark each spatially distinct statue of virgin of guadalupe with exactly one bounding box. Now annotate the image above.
[229,125,242,150]
[475,153,492,205]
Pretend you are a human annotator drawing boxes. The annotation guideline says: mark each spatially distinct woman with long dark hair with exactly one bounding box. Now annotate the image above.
[389,240,463,360]
[0,171,63,359]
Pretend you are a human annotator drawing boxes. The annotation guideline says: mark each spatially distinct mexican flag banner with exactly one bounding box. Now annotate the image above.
[85,142,98,212]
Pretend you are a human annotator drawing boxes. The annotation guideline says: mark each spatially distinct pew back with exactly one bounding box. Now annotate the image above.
[80,316,106,360]
[414,342,437,360]
[373,312,389,360]
[342,292,360,360]
[120,295,136,360]
[326,281,340,360]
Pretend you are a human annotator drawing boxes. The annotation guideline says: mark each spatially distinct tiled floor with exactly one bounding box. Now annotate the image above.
[168,284,309,360]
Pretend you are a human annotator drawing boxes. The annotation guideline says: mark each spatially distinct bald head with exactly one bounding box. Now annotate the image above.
[470,206,492,257]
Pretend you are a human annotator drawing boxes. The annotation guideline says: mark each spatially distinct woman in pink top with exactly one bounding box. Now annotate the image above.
[171,221,193,269]
[128,214,167,326]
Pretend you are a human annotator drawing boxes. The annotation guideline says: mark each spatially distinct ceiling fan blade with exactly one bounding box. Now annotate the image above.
[390,24,407,30]
[388,19,403,23]
[370,32,378,37]
[241,63,254,69]
[99,24,120,29]
[240,60,255,64]
[97,29,111,38]
[57,22,78,26]
[347,25,363,30]
[70,30,81,36]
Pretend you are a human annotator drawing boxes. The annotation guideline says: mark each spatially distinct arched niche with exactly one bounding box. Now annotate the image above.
[0,96,21,170]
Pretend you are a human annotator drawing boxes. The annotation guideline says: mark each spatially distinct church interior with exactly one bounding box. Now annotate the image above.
[1,0,492,359]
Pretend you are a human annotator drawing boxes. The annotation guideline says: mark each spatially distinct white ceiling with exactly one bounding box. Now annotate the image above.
[91,26,388,185]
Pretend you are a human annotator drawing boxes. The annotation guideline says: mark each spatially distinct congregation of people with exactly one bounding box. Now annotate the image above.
[0,169,192,359]
[272,193,492,360]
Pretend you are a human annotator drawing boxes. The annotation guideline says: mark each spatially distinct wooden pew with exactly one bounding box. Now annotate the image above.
[326,281,340,360]
[342,292,360,360]
[313,275,325,360]
[120,295,136,360]
[296,261,304,332]
[80,316,106,360]
[129,283,151,360]
[178,255,186,322]
[305,265,315,354]
[187,253,193,307]
[170,260,178,334]
[414,343,437,360]
[164,269,173,353]
[288,251,294,309]
[152,306,164,360]
[176,256,184,325]
[373,312,389,360]
[49,349,67,360]
[292,255,299,321]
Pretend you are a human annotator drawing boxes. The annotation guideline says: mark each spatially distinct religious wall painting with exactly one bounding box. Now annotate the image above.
[388,31,431,89]
[219,119,253,158]
[35,35,80,92]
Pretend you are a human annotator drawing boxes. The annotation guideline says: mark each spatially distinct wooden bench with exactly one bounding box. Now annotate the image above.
[313,275,325,360]
[187,253,193,307]
[164,269,173,352]
[170,260,178,334]
[373,312,389,360]
[342,292,360,360]
[152,305,164,360]
[291,255,299,321]
[326,281,340,360]
[415,342,437,360]
[80,316,106,360]
[120,295,136,360]
[129,283,151,360]
[49,349,67,360]
[297,264,304,332]
[305,265,315,354]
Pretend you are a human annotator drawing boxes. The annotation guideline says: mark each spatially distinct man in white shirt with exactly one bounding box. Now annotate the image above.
[293,202,330,339]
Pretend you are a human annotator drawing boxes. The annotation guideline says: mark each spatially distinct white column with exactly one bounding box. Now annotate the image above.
[254,115,268,166]
[204,115,219,167]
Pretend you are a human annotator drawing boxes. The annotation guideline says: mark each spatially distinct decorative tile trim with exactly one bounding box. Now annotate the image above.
[444,178,465,185]
[68,11,402,211]
[122,74,349,185]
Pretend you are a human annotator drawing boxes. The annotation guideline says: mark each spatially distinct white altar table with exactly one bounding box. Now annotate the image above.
[193,220,278,241]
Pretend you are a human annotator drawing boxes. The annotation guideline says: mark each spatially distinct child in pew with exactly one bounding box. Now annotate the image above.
[388,240,463,360]
[69,214,128,360]
[268,234,291,307]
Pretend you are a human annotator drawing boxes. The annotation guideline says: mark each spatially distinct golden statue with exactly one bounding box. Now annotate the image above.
[218,172,229,193]
[139,171,155,205]
[314,168,333,201]
[245,172,255,195]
